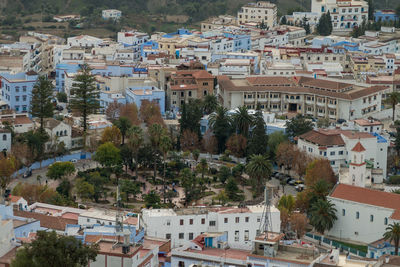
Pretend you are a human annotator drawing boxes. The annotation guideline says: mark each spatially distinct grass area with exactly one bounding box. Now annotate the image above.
[334,240,368,253]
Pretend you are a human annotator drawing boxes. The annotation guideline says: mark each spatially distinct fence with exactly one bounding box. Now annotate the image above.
[16,151,93,175]
[305,233,367,258]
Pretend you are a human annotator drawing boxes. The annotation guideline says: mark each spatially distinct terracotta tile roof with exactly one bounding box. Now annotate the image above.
[123,217,138,225]
[354,119,382,126]
[298,129,345,146]
[9,195,22,203]
[329,184,400,220]
[246,76,292,86]
[14,210,77,231]
[351,142,366,152]
[297,76,352,91]
[340,131,374,139]
[192,70,213,79]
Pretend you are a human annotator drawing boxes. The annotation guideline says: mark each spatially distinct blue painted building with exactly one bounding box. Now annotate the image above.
[374,10,398,22]
[55,63,80,92]
[125,86,165,115]
[0,71,38,113]
[223,32,252,52]
[140,40,160,59]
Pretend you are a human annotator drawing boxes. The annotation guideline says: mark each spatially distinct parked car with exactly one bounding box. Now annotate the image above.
[288,179,296,186]
[23,169,32,178]
[56,105,64,111]
[294,180,304,185]
[70,159,77,163]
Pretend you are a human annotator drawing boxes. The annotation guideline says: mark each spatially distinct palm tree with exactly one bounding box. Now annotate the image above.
[209,106,232,153]
[309,199,337,235]
[114,117,132,145]
[245,154,272,195]
[386,92,400,121]
[148,123,166,179]
[233,106,254,138]
[203,94,218,115]
[159,134,172,203]
[196,158,208,180]
[127,126,143,178]
[384,223,400,256]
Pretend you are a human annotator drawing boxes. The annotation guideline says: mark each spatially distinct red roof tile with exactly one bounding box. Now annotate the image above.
[298,129,345,146]
[14,210,77,231]
[351,142,366,152]
[330,184,400,219]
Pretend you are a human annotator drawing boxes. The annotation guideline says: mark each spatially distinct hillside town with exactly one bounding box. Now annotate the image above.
[2,1,400,267]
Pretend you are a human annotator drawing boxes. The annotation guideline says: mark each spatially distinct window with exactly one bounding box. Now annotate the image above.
[23,95,27,101]
[209,220,216,226]
[201,218,205,224]
[224,218,228,223]
[189,233,194,240]
[245,217,249,223]
[235,217,239,223]
[244,230,249,241]
[15,96,19,102]
[370,215,374,222]
[180,219,184,225]
[257,217,261,222]
[330,151,335,156]
[203,82,208,86]
[96,220,100,224]
[189,219,193,225]
[87,218,90,222]
[339,151,344,155]
[166,220,171,226]
[188,91,192,97]
[2,134,6,141]
[179,233,184,239]
[235,231,239,241]
[356,211,359,219]
[384,217,388,225]
[342,209,345,216]
[15,86,19,92]
[166,233,171,239]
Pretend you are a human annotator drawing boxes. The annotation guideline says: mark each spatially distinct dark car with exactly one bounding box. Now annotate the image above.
[56,105,64,111]
[337,119,346,124]
[23,169,32,178]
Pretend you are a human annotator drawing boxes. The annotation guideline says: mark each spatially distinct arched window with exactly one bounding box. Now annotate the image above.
[2,134,6,141]
[64,130,67,136]
[384,217,388,225]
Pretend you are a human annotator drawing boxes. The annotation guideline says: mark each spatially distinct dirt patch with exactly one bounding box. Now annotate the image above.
[165,15,189,23]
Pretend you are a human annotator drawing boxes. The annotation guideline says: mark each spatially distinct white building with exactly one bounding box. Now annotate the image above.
[237,1,277,28]
[67,35,104,48]
[353,118,383,133]
[297,129,388,178]
[141,205,280,250]
[0,129,11,153]
[327,184,400,244]
[78,208,138,228]
[117,30,149,47]
[311,0,369,30]
[39,118,72,150]
[102,9,122,20]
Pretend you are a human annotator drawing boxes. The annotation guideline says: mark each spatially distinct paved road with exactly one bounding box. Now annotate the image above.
[269,177,297,196]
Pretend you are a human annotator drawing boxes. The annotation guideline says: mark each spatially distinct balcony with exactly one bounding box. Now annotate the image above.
[316,101,325,107]
[328,103,336,109]
[305,100,314,105]
[244,98,255,103]
[270,98,281,103]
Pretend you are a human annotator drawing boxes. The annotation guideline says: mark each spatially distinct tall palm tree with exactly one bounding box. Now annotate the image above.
[309,199,337,235]
[386,92,400,121]
[233,106,254,138]
[127,126,143,178]
[384,223,400,256]
[245,154,272,195]
[208,106,232,153]
[159,134,172,203]
[114,117,132,145]
[148,123,166,179]
[196,158,208,180]
[203,94,218,115]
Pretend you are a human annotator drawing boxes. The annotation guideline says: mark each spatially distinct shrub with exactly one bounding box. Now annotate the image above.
[388,175,400,184]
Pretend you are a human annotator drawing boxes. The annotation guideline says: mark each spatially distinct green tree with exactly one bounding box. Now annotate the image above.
[246,154,272,195]
[24,130,49,162]
[56,179,71,198]
[30,76,54,132]
[114,117,131,145]
[127,126,143,178]
[11,231,98,267]
[368,0,374,20]
[278,194,296,214]
[144,190,161,208]
[120,179,140,202]
[232,106,253,138]
[69,64,100,137]
[247,109,268,156]
[317,12,332,36]
[209,106,232,153]
[159,134,172,203]
[285,114,314,139]
[225,177,244,201]
[56,92,68,103]
[46,162,75,180]
[179,99,203,138]
[218,166,231,184]
[213,189,229,205]
[309,199,337,235]
[384,223,400,256]
[93,142,121,169]
[203,94,218,115]
[280,15,287,25]
[386,92,400,121]
[317,117,330,128]
[196,158,208,180]
[268,131,287,159]
[75,179,94,200]
[149,123,166,179]
[180,168,198,206]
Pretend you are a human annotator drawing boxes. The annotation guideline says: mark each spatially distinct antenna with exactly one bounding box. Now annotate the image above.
[115,181,124,233]
[259,183,273,234]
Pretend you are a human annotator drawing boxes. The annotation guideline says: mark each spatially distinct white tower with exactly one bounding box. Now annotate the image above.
[349,141,367,188]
